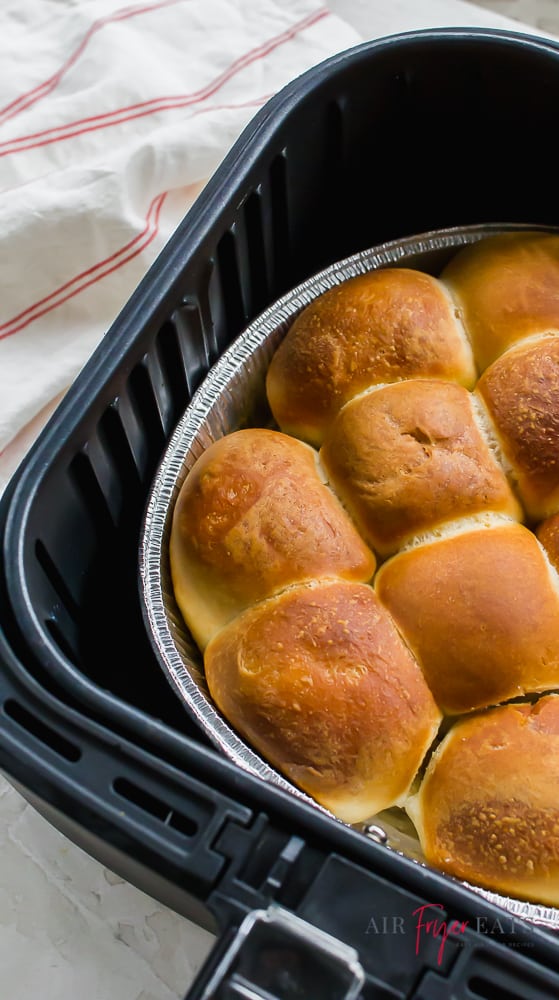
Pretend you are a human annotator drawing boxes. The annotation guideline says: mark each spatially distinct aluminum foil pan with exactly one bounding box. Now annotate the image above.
[140,221,559,931]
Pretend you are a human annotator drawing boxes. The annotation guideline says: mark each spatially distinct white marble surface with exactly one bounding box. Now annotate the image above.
[0,776,214,999]
[2,2,559,999]
[477,0,559,36]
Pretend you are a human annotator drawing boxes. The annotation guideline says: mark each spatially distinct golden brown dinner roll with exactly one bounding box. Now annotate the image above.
[406,696,559,906]
[375,521,559,715]
[266,268,476,446]
[320,379,522,556]
[536,511,559,573]
[169,428,376,650]
[476,335,559,522]
[441,230,559,371]
[205,579,442,823]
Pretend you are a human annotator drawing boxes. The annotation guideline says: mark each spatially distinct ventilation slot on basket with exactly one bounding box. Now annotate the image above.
[69,450,117,535]
[98,403,142,491]
[154,320,190,426]
[320,99,348,264]
[269,152,290,297]
[469,979,521,1000]
[327,97,347,167]
[243,190,269,315]
[113,777,198,837]
[127,361,166,466]
[215,228,246,350]
[43,617,81,664]
[35,538,81,624]
[4,699,81,762]
[206,243,242,364]
[171,298,210,397]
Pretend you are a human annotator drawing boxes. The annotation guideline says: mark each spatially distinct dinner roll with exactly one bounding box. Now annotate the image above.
[169,428,376,650]
[406,696,559,906]
[476,335,559,522]
[320,379,522,556]
[266,267,476,446]
[441,230,559,371]
[536,511,559,573]
[205,579,442,823]
[375,521,559,715]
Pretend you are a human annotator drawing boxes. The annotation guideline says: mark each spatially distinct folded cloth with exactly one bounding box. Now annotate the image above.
[0,0,362,492]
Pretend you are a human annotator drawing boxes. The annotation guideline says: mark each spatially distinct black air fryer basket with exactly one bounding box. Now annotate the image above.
[3,28,559,999]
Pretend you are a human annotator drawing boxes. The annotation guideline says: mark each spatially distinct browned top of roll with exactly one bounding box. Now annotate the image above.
[205,580,442,824]
[375,522,559,715]
[477,335,559,522]
[407,696,559,906]
[320,380,522,556]
[265,268,476,446]
[169,428,376,650]
[441,231,559,372]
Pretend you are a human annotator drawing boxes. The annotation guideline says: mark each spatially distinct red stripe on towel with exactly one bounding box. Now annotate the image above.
[0,8,329,157]
[0,0,186,126]
[0,192,167,339]
[0,88,271,341]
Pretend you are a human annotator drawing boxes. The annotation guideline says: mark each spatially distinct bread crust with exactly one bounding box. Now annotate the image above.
[536,511,559,572]
[477,336,559,521]
[169,427,376,649]
[321,379,522,555]
[441,231,559,371]
[205,580,442,823]
[375,523,559,714]
[266,268,476,446]
[407,696,559,905]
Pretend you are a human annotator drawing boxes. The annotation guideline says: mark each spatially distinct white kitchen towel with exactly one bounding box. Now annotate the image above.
[0,0,362,483]
[1,0,552,498]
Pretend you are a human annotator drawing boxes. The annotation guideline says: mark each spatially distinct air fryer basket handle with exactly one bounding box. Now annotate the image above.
[183,905,366,1000]
[0,630,255,925]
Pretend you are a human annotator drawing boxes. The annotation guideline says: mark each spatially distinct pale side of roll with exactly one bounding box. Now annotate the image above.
[205,579,442,824]
[406,696,559,906]
[375,521,559,715]
[476,334,559,522]
[169,427,376,650]
[537,511,559,573]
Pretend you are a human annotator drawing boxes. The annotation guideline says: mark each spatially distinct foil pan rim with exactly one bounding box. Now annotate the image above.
[140,221,559,930]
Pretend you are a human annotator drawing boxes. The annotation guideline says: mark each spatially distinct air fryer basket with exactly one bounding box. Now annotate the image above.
[4,27,559,999]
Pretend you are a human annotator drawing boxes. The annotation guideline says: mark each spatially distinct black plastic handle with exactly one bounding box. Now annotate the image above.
[0,626,254,928]
[183,906,365,1000]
